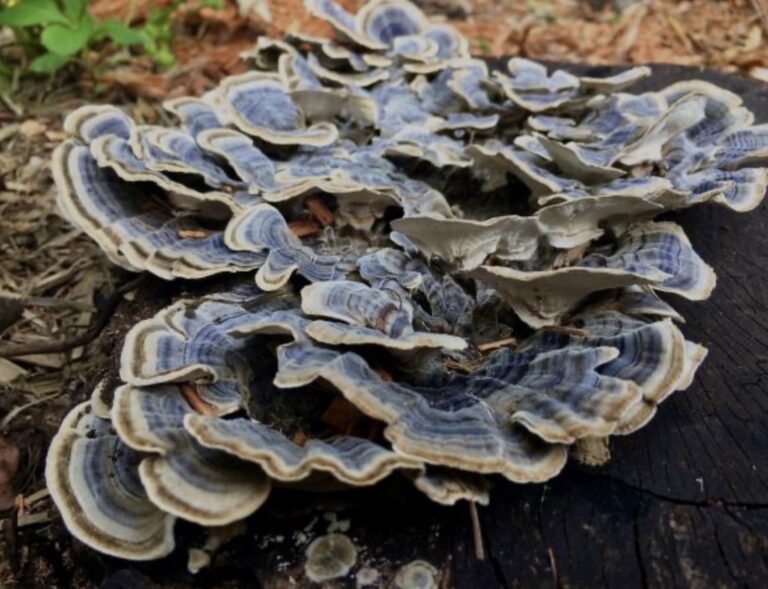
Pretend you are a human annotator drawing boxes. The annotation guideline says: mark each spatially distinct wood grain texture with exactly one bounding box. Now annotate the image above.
[73,64,768,589]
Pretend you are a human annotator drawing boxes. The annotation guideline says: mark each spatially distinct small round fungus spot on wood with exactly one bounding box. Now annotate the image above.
[304,533,358,582]
[356,566,381,586]
[394,560,438,589]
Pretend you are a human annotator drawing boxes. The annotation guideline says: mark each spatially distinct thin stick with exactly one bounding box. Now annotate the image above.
[0,392,61,430]
[0,275,144,359]
[547,547,559,586]
[751,0,768,36]
[469,501,485,561]
[477,337,518,353]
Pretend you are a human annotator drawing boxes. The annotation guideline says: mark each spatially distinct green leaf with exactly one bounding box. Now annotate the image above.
[28,51,70,73]
[40,19,93,56]
[97,19,146,46]
[149,45,175,68]
[62,0,88,21]
[0,0,67,27]
[201,0,223,8]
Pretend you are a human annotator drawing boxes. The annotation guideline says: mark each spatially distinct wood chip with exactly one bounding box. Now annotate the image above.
[477,337,519,352]
[0,358,28,384]
[178,229,209,239]
[15,353,67,369]
[305,195,335,226]
[19,119,47,138]
[289,218,321,237]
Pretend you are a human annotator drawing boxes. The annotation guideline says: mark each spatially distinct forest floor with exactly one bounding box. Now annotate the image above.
[1,0,767,586]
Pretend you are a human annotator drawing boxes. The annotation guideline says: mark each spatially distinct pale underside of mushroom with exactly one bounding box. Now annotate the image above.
[46,0,766,564]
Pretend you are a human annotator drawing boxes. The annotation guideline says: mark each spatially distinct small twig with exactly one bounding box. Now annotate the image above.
[289,218,321,237]
[17,511,52,528]
[444,359,472,374]
[477,337,519,353]
[0,392,61,430]
[547,547,559,586]
[0,295,95,312]
[181,383,216,416]
[751,0,768,36]
[0,91,23,117]
[0,275,144,359]
[469,501,485,561]
[22,488,49,507]
[305,195,335,226]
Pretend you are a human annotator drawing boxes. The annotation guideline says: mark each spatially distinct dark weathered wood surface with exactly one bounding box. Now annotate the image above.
[58,64,768,589]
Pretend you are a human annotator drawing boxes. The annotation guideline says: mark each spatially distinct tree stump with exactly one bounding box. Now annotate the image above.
[49,63,768,589]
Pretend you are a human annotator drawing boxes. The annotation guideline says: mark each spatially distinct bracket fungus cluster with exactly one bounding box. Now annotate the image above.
[46,0,767,563]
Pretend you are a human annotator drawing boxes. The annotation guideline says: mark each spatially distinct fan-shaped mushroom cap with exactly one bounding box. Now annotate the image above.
[392,215,541,271]
[186,414,423,485]
[424,24,470,59]
[163,97,224,138]
[226,203,344,290]
[393,191,664,268]
[301,281,467,350]
[389,34,439,62]
[466,142,584,195]
[495,58,580,112]
[378,126,472,168]
[55,107,270,281]
[537,195,662,249]
[469,264,659,328]
[411,468,490,506]
[580,221,716,300]
[275,348,592,480]
[112,384,272,526]
[131,126,241,189]
[446,64,493,110]
[290,87,378,126]
[471,221,715,327]
[119,289,278,412]
[579,66,651,93]
[45,399,176,560]
[617,340,708,434]
[57,139,257,281]
[306,52,391,87]
[89,133,241,214]
[305,0,387,50]
[711,124,768,169]
[357,248,424,290]
[196,128,277,192]
[355,0,428,45]
[63,104,132,142]
[218,73,339,146]
[671,166,768,212]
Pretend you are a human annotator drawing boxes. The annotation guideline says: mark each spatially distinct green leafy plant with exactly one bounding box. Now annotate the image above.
[0,0,145,73]
[136,0,222,68]
[0,0,222,75]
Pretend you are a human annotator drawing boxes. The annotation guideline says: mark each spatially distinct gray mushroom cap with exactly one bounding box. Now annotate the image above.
[45,395,177,560]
